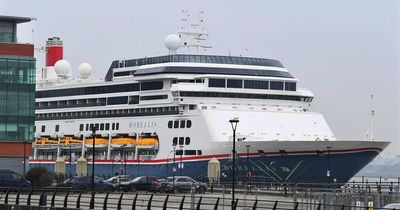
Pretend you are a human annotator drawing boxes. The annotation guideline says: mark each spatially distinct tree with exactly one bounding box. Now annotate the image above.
[25,166,54,187]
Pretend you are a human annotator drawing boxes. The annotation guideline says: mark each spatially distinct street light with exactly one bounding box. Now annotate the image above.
[172,144,176,191]
[179,145,183,176]
[23,139,27,177]
[91,126,97,192]
[69,143,72,178]
[122,144,127,175]
[327,146,332,185]
[229,117,239,209]
[246,145,251,183]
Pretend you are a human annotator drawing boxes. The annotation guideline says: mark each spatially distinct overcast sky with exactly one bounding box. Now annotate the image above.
[2,0,399,156]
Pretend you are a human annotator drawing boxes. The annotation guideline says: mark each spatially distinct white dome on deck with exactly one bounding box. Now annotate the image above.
[164,34,182,51]
[54,60,71,78]
[78,63,92,79]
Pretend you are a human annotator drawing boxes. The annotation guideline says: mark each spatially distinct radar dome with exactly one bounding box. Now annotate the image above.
[54,60,71,77]
[164,34,181,51]
[78,63,92,79]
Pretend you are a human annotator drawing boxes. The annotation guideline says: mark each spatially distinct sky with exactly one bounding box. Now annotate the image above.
[1,0,399,155]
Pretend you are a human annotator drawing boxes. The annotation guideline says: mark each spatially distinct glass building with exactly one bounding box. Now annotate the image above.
[0,15,35,175]
[0,58,35,141]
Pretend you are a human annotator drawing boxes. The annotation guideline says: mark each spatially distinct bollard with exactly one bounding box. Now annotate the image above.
[117,193,124,210]
[132,193,138,210]
[162,195,169,210]
[63,190,70,208]
[196,196,202,210]
[214,197,220,210]
[179,195,185,210]
[27,189,33,206]
[103,192,109,210]
[89,191,96,209]
[51,191,57,207]
[147,194,153,210]
[252,199,257,210]
[76,191,83,209]
[272,200,278,210]
[15,189,21,204]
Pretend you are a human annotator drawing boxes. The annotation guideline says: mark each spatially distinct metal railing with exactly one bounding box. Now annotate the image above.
[0,187,399,210]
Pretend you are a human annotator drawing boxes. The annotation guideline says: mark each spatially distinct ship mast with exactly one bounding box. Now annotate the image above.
[365,94,375,141]
[178,9,212,54]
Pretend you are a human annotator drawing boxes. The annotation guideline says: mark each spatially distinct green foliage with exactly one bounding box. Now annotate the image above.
[25,166,54,187]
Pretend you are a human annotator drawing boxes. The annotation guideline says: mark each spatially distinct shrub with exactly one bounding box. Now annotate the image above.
[25,166,54,187]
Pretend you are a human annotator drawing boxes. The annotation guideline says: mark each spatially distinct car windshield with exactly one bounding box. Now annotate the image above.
[131,177,142,182]
[166,177,174,182]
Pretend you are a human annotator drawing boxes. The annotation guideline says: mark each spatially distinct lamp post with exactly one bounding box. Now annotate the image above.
[246,145,251,185]
[229,117,239,210]
[122,144,127,175]
[172,144,176,191]
[23,139,27,176]
[91,127,97,192]
[327,146,332,185]
[69,143,72,178]
[179,145,183,176]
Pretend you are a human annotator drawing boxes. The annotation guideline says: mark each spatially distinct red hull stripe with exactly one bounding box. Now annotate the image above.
[30,147,382,164]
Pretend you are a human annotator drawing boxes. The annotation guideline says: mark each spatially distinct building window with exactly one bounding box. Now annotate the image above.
[41,125,45,132]
[209,79,226,88]
[55,125,59,132]
[227,79,243,88]
[185,137,190,145]
[187,120,192,128]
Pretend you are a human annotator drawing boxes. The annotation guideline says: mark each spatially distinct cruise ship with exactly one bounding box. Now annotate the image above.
[30,33,389,184]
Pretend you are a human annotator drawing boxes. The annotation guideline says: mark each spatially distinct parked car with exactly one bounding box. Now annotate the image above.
[383,203,400,209]
[105,175,134,189]
[162,176,207,193]
[119,176,159,192]
[0,169,31,188]
[58,176,78,187]
[71,176,115,192]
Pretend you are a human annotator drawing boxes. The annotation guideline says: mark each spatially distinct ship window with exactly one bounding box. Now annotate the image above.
[112,123,115,130]
[55,125,59,132]
[129,95,139,104]
[270,81,284,90]
[180,120,186,128]
[105,123,110,130]
[107,96,128,105]
[178,137,184,145]
[173,120,179,128]
[186,120,192,128]
[168,121,173,129]
[176,150,183,156]
[86,124,89,131]
[185,137,190,145]
[140,81,163,91]
[79,124,84,131]
[41,125,45,132]
[140,95,168,100]
[184,150,196,155]
[197,150,202,155]
[209,79,226,88]
[244,80,269,89]
[95,123,99,130]
[172,137,178,146]
[285,82,296,91]
[116,123,120,130]
[227,79,243,88]
[100,123,104,131]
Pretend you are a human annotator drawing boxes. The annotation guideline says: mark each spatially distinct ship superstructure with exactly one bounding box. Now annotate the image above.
[30,35,389,184]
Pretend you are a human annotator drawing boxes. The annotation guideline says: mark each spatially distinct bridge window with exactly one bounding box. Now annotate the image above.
[227,79,243,88]
[270,81,284,90]
[244,80,269,89]
[285,82,296,91]
[209,79,225,88]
